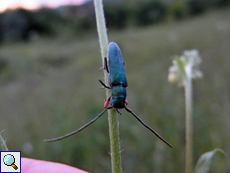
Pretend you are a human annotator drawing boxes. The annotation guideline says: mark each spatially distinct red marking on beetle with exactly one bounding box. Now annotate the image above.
[125,100,128,106]
[104,99,110,108]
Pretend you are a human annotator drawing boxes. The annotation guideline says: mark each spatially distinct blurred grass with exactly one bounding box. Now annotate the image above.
[0,8,230,173]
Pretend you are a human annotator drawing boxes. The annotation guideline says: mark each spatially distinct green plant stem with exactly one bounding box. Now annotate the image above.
[185,67,193,173]
[93,1,122,173]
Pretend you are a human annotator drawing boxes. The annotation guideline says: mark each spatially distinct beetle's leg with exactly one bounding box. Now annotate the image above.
[104,57,109,73]
[98,79,111,89]
[99,57,109,73]
[105,103,121,115]
[124,106,173,148]
[106,105,121,114]
[116,109,122,115]
[99,57,106,71]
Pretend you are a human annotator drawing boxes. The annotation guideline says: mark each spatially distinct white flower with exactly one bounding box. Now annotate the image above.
[168,49,203,87]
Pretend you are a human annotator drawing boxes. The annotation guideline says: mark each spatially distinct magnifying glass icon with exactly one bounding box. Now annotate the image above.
[3,154,18,170]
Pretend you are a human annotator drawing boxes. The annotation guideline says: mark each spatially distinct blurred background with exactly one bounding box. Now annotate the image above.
[0,0,229,172]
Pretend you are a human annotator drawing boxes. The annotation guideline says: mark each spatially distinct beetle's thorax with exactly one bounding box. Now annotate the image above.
[111,85,126,109]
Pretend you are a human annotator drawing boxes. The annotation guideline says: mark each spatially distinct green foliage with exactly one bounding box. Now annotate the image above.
[104,1,167,28]
[132,1,167,26]
[0,8,67,42]
[76,18,94,31]
[218,0,230,6]
[169,2,187,20]
[187,0,229,16]
[187,0,207,16]
[104,2,129,29]
[33,8,67,35]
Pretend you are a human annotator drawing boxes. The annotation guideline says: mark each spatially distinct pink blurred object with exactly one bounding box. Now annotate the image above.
[21,158,89,173]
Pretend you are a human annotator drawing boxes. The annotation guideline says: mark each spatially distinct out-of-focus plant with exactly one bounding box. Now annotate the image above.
[168,49,203,173]
[0,133,9,151]
[194,148,226,173]
[168,49,203,86]
[168,50,226,173]
[169,2,187,20]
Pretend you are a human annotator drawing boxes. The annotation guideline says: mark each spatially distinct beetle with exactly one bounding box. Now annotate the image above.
[44,42,172,148]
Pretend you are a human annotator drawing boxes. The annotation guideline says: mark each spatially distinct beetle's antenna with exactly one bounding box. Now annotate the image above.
[44,108,108,142]
[125,106,173,148]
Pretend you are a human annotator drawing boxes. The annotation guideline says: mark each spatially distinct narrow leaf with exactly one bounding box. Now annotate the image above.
[194,148,226,173]
[0,134,9,151]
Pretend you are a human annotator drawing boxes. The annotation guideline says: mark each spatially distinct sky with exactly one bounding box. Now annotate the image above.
[0,0,86,13]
